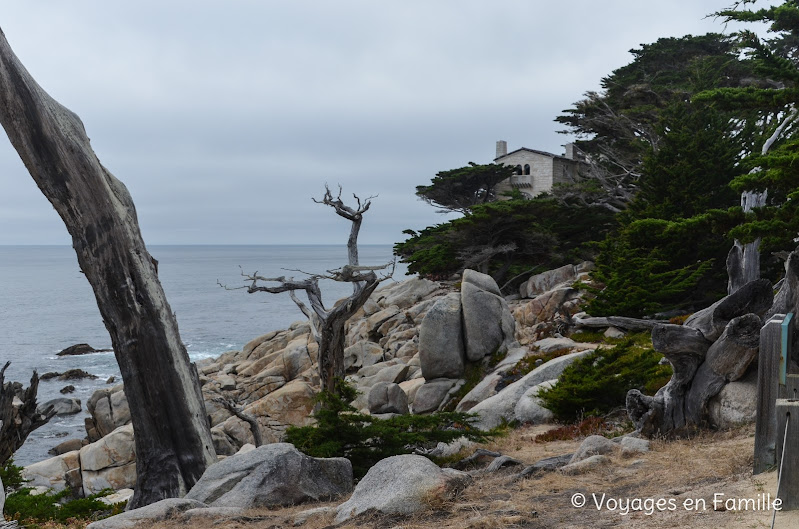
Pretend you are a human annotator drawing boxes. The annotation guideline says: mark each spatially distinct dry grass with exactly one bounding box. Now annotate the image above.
[127,423,799,528]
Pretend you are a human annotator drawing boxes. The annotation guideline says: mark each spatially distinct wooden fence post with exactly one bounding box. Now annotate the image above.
[755,315,785,474]
[775,399,799,510]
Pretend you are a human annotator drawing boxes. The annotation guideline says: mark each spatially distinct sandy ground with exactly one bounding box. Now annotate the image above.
[138,424,799,529]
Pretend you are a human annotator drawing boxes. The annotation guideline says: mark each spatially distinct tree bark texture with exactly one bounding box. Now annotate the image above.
[0,363,54,465]
[0,28,215,508]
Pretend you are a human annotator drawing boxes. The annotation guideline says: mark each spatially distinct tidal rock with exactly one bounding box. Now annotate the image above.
[368,382,409,415]
[334,455,470,523]
[60,385,75,394]
[185,443,353,509]
[58,369,98,381]
[378,277,441,309]
[418,293,465,379]
[38,397,81,416]
[48,438,86,456]
[57,343,111,356]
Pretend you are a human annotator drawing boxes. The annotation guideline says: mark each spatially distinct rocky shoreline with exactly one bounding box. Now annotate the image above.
[17,265,757,507]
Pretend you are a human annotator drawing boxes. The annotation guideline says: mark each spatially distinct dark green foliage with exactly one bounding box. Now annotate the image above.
[285,380,498,478]
[588,211,741,317]
[0,457,26,489]
[394,198,614,286]
[415,162,516,213]
[537,340,672,422]
[5,488,114,525]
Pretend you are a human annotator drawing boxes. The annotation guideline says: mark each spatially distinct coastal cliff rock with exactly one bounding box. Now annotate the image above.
[29,267,601,496]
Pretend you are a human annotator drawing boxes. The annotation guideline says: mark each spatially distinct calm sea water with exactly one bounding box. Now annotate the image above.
[0,245,408,466]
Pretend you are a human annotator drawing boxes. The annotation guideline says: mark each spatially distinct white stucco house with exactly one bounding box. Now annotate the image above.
[493,140,587,199]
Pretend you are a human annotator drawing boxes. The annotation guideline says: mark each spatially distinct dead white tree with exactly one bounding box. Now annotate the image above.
[236,186,393,394]
[0,28,215,508]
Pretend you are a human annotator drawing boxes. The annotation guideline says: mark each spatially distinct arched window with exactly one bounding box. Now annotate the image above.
[523,164,531,175]
[515,165,523,175]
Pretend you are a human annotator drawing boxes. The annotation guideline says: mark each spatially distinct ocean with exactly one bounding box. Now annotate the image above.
[0,245,408,466]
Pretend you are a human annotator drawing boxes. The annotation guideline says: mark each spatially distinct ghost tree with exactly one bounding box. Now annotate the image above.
[0,363,55,465]
[237,186,393,394]
[0,28,215,508]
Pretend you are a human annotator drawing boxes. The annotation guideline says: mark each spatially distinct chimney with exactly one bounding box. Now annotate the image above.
[495,140,507,159]
[564,142,581,161]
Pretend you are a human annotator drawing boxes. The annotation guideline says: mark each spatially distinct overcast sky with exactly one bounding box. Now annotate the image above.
[0,1,764,245]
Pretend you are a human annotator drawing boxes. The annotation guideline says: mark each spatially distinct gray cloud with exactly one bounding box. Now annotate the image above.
[0,0,756,245]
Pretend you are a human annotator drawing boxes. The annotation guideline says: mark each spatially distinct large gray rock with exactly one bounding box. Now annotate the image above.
[461,278,516,362]
[38,397,81,416]
[455,347,529,412]
[413,378,459,414]
[418,293,465,379]
[462,268,501,296]
[368,382,409,415]
[570,435,618,464]
[378,277,441,309]
[708,369,758,429]
[86,385,131,441]
[335,455,470,523]
[85,498,208,529]
[520,264,576,298]
[514,380,556,424]
[185,443,352,509]
[470,350,593,429]
[79,424,135,472]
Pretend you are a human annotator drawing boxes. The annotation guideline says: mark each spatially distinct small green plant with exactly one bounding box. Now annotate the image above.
[537,339,671,421]
[5,488,115,526]
[0,457,27,489]
[285,380,500,478]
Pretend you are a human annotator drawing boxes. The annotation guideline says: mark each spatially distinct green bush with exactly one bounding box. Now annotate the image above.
[285,380,499,478]
[537,339,672,421]
[5,488,115,525]
[0,457,27,489]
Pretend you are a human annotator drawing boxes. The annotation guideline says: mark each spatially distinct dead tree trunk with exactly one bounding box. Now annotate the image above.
[239,186,392,394]
[0,28,215,508]
[0,363,55,465]
[727,109,797,294]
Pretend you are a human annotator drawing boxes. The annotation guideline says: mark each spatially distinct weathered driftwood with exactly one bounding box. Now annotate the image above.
[628,323,708,436]
[240,186,392,394]
[0,363,55,465]
[651,324,711,357]
[704,313,761,382]
[684,278,773,341]
[629,315,762,436]
[571,315,667,332]
[0,28,215,508]
[766,247,799,323]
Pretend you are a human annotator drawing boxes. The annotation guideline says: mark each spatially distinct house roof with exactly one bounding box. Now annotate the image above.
[494,147,577,163]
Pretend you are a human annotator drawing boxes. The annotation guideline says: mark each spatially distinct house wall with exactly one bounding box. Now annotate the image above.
[494,151,554,198]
